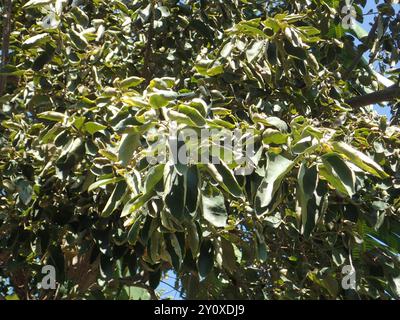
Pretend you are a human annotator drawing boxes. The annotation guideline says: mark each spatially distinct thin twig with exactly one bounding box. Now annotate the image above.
[160,279,179,292]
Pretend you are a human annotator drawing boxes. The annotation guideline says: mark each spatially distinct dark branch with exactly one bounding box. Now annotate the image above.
[345,85,400,108]
[0,0,12,95]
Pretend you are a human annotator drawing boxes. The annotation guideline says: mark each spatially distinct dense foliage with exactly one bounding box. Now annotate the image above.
[0,0,400,300]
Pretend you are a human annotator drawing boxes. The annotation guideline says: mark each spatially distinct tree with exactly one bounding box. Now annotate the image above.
[0,0,399,300]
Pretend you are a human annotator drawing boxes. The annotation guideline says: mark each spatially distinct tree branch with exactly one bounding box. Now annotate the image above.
[345,85,400,108]
[342,16,380,80]
[0,0,12,95]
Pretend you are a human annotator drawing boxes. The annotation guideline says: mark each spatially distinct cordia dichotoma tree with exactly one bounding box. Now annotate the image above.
[0,0,399,300]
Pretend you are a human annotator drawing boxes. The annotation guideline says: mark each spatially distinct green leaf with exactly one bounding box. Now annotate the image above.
[189,98,208,117]
[144,164,165,192]
[263,18,281,33]
[118,133,140,167]
[320,153,355,197]
[207,162,243,198]
[186,221,200,257]
[208,118,236,130]
[233,20,268,38]
[257,239,268,262]
[321,273,339,298]
[0,65,26,76]
[122,191,155,217]
[262,128,289,145]
[123,286,151,300]
[101,181,127,217]
[331,141,388,179]
[246,40,265,63]
[165,233,183,271]
[185,165,200,214]
[297,26,321,37]
[178,105,206,127]
[5,294,20,300]
[256,154,294,208]
[83,121,107,135]
[38,111,66,122]
[220,41,233,58]
[198,240,214,277]
[1,120,21,130]
[292,136,314,154]
[113,0,130,15]
[121,96,149,108]
[149,77,176,89]
[124,169,142,196]
[70,29,89,50]
[202,189,228,228]
[195,59,211,76]
[23,0,53,8]
[127,216,143,245]
[98,149,118,162]
[167,110,198,127]
[72,116,86,130]
[253,115,288,131]
[148,90,177,108]
[220,238,237,272]
[71,6,89,27]
[206,64,224,77]
[119,76,145,89]
[22,33,50,49]
[88,177,123,192]
[165,174,185,220]
[297,163,319,238]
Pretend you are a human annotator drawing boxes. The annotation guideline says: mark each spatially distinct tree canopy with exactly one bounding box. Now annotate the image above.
[0,0,400,300]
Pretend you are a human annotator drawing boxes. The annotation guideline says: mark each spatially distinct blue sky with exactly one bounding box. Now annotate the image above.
[361,0,400,119]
